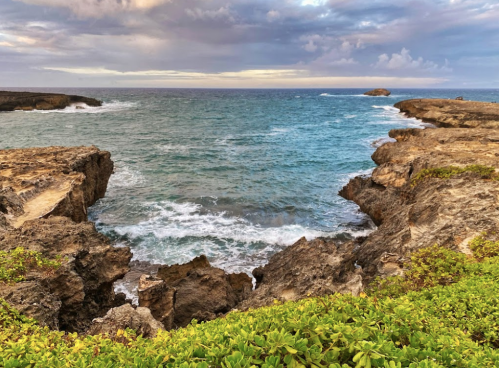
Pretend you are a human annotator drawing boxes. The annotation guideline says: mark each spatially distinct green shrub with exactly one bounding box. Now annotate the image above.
[1,241,499,367]
[0,247,62,283]
[469,235,499,260]
[367,245,467,298]
[411,164,497,186]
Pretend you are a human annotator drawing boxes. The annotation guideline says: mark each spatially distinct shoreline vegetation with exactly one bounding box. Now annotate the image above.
[2,94,499,366]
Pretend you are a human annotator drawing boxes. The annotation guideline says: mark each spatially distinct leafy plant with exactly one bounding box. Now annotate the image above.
[469,235,499,260]
[0,247,62,283]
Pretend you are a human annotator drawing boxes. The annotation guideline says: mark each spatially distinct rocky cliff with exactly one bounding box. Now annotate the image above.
[339,99,499,284]
[0,91,102,111]
[0,146,131,332]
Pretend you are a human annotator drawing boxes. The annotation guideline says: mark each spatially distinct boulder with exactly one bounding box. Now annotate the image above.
[238,237,362,310]
[87,304,164,338]
[156,256,252,328]
[364,88,391,96]
[138,275,175,330]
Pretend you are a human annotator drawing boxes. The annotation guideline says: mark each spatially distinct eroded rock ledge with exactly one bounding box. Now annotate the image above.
[0,146,131,332]
[340,99,499,284]
[0,91,102,112]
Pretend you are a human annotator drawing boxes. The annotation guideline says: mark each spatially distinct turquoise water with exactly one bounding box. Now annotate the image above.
[2,88,499,275]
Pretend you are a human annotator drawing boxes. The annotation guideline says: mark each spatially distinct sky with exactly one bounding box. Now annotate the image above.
[0,0,498,88]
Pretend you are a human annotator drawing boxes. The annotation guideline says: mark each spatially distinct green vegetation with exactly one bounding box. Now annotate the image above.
[0,247,62,283]
[2,238,499,367]
[469,235,499,260]
[411,164,497,186]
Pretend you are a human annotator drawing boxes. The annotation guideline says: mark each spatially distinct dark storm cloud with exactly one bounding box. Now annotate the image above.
[0,0,497,87]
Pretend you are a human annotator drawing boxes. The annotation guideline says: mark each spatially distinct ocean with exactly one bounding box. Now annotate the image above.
[2,88,499,279]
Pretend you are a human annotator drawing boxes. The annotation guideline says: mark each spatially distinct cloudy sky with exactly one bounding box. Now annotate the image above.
[0,0,498,88]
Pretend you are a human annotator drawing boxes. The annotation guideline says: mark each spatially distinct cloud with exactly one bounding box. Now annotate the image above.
[375,48,452,72]
[14,0,172,18]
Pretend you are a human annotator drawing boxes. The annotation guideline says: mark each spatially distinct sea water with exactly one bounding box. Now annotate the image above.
[2,88,499,279]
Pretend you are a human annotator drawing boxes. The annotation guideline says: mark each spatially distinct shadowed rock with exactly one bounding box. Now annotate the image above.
[156,256,252,328]
[0,91,101,112]
[238,237,362,310]
[138,275,175,330]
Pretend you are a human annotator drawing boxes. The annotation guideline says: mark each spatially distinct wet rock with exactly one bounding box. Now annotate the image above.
[87,304,164,338]
[364,88,391,96]
[238,237,361,310]
[138,275,175,330]
[0,91,101,112]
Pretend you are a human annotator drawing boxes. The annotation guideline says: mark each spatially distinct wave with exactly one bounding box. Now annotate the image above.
[108,165,146,189]
[21,100,138,114]
[100,200,372,275]
[372,105,399,112]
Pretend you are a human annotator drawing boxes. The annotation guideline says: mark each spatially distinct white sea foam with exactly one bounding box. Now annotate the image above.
[108,165,146,189]
[21,100,137,114]
[372,105,399,112]
[106,200,372,276]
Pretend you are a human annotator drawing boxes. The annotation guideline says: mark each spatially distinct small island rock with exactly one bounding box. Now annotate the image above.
[364,88,391,96]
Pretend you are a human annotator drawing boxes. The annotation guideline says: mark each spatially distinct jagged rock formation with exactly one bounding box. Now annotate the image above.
[394,98,499,128]
[238,237,363,310]
[87,304,164,338]
[339,99,499,284]
[0,146,131,332]
[0,91,102,111]
[144,255,253,328]
[364,88,391,96]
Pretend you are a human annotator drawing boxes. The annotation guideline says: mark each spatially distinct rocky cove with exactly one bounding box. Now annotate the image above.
[1,97,499,336]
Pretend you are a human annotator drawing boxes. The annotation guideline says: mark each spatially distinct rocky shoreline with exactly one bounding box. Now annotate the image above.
[2,97,499,335]
[0,91,102,111]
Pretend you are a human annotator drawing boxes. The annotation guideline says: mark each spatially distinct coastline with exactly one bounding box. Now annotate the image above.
[2,95,499,333]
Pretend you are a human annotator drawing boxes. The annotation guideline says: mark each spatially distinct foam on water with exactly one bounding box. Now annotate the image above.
[101,199,373,276]
[108,165,146,189]
[21,100,137,114]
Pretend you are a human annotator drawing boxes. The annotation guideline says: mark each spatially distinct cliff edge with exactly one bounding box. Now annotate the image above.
[340,98,499,284]
[0,146,131,332]
[0,91,102,111]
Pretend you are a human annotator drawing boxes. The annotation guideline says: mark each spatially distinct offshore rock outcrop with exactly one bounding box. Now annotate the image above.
[0,91,102,111]
[340,99,499,284]
[0,146,131,332]
[364,88,391,96]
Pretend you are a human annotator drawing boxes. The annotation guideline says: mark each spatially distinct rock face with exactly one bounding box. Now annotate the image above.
[339,99,499,284]
[138,275,175,330]
[394,98,499,128]
[150,255,252,328]
[0,146,131,332]
[87,304,164,338]
[364,88,391,96]
[0,91,102,112]
[238,237,362,310]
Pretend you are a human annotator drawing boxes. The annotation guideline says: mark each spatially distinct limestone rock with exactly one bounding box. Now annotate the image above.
[87,304,164,338]
[364,88,391,96]
[138,275,175,330]
[0,91,101,112]
[156,255,210,285]
[340,113,499,284]
[238,237,361,310]
[394,98,499,128]
[0,146,131,333]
